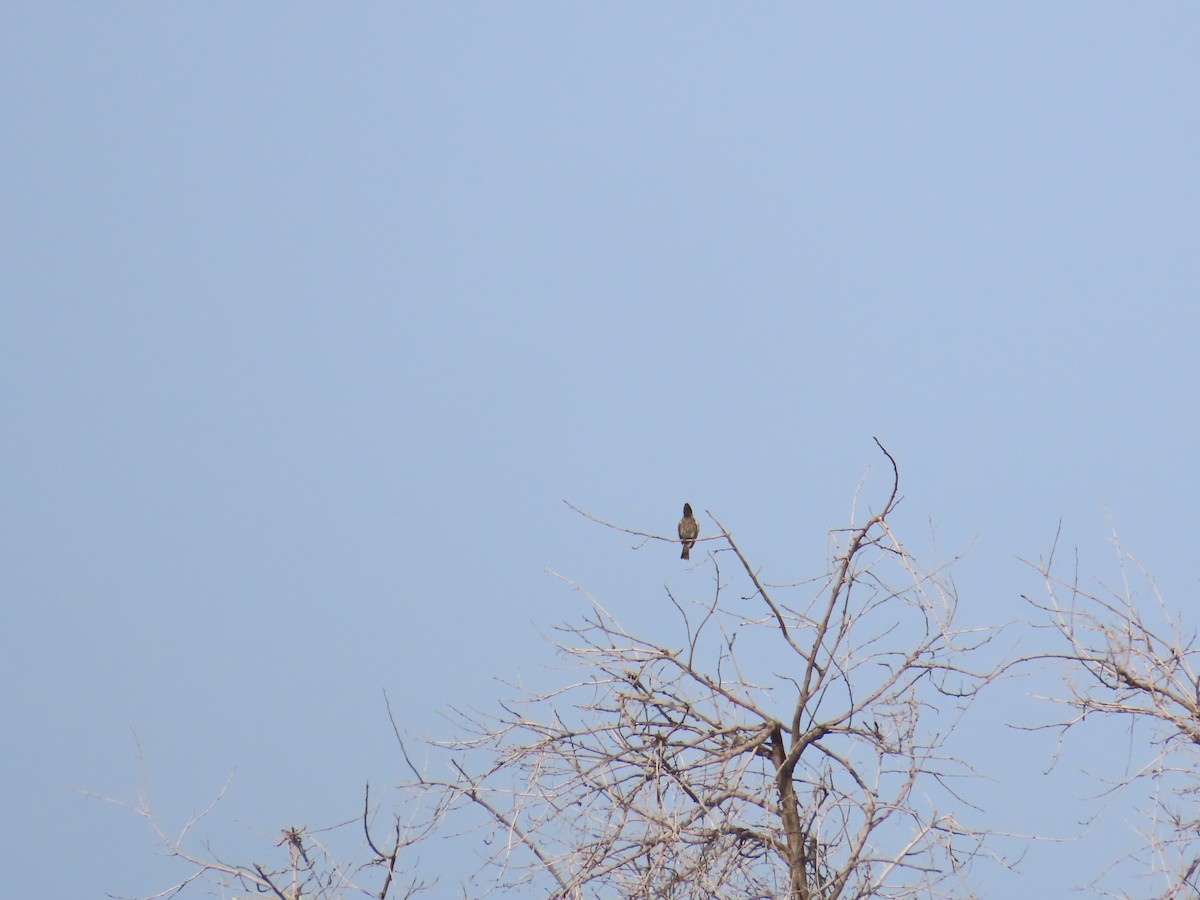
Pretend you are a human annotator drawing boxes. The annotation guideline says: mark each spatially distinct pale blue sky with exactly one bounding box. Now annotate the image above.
[3,5,1198,896]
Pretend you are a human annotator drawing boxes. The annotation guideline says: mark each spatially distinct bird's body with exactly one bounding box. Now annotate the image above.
[678,503,699,560]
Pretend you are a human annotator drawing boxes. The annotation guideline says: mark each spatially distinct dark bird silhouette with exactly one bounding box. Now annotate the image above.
[678,502,699,561]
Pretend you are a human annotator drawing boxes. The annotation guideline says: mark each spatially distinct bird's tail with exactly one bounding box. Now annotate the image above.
[681,544,690,561]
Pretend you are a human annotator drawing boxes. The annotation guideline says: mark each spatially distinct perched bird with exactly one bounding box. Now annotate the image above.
[678,502,699,560]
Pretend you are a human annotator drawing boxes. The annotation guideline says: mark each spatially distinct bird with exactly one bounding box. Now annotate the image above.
[678,502,699,560]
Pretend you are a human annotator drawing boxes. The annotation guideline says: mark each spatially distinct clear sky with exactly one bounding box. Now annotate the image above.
[3,5,1198,897]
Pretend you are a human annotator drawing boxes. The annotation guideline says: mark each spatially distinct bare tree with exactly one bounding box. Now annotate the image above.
[403,440,1007,898]
[105,773,431,900]
[123,442,1009,899]
[1023,531,1200,898]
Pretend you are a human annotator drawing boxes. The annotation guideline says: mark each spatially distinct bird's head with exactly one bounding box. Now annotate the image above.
[683,503,693,517]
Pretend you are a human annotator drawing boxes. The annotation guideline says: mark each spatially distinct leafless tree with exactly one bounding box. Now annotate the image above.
[403,440,1008,898]
[105,773,431,900]
[124,441,1009,899]
[1023,531,1200,898]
